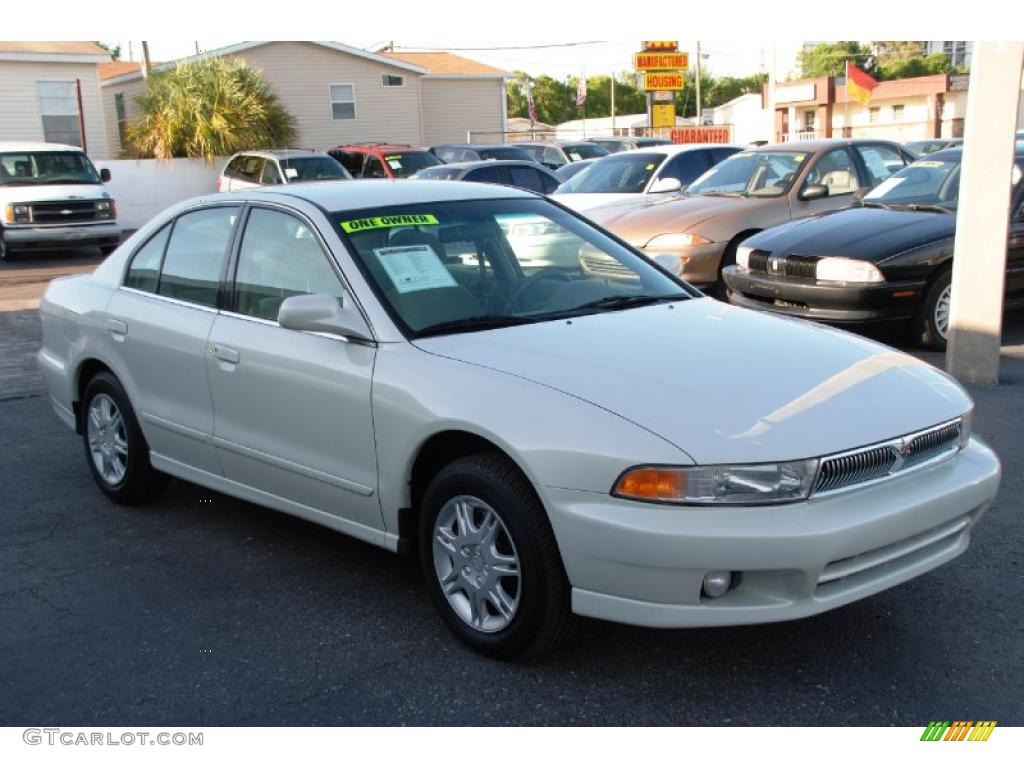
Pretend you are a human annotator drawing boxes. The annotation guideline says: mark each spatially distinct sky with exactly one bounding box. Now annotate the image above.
[106,40,809,82]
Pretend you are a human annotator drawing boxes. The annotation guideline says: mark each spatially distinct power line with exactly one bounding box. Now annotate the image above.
[389,41,610,52]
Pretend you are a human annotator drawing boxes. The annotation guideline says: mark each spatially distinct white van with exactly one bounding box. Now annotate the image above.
[0,142,120,260]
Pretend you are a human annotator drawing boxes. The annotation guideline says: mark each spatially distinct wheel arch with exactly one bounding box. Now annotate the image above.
[73,358,117,434]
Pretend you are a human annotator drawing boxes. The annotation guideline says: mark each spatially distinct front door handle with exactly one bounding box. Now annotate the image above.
[213,345,239,364]
[106,318,128,335]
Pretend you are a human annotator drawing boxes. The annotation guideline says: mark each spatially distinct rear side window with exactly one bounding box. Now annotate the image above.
[124,225,171,293]
[857,144,908,187]
[332,151,364,176]
[363,155,388,178]
[710,146,740,164]
[507,165,545,193]
[465,166,504,184]
[225,156,247,179]
[157,207,239,307]
[660,150,713,186]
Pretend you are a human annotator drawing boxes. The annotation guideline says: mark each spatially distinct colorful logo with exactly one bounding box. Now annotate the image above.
[920,721,997,741]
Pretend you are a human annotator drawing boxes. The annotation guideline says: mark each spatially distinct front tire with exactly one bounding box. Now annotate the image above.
[418,453,575,659]
[912,270,952,350]
[81,371,168,505]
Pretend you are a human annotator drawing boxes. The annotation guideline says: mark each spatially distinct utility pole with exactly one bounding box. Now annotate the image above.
[141,41,151,81]
[611,74,616,135]
[194,41,200,56]
[695,41,702,123]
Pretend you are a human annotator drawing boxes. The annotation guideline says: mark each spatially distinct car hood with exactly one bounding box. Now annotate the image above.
[747,206,957,261]
[587,194,777,244]
[554,192,645,213]
[0,183,110,203]
[413,298,970,465]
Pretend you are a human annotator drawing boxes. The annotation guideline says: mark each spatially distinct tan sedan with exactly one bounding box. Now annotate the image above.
[585,139,915,290]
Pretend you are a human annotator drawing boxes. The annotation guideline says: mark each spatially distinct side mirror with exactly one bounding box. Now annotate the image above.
[278,292,373,342]
[100,168,111,182]
[800,183,829,201]
[653,252,686,276]
[649,177,683,194]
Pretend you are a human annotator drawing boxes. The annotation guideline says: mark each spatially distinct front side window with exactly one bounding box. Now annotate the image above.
[335,199,690,336]
[37,81,81,146]
[558,153,664,194]
[233,208,344,321]
[157,207,239,306]
[363,155,388,178]
[477,147,533,162]
[330,84,356,120]
[0,151,101,186]
[124,225,171,293]
[260,161,283,185]
[562,144,610,161]
[687,150,809,198]
[659,150,713,187]
[507,165,549,193]
[465,166,504,184]
[804,148,860,196]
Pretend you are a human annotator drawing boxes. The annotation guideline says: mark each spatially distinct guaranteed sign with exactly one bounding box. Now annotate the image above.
[643,72,685,90]
[340,214,439,233]
[634,52,689,71]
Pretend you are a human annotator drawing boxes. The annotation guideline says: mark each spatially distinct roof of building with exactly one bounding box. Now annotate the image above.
[380,51,508,77]
[0,41,108,56]
[99,61,148,80]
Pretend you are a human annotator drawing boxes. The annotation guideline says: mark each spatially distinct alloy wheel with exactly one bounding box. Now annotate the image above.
[87,393,129,486]
[934,283,952,340]
[432,495,521,633]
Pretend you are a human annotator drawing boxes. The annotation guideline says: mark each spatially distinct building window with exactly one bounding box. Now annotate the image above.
[893,104,904,121]
[868,107,880,124]
[381,74,405,87]
[329,84,356,120]
[804,110,816,131]
[114,92,128,146]
[37,81,82,146]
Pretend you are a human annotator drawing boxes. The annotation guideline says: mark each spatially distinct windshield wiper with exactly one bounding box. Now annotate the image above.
[416,315,538,337]
[568,293,690,312]
[860,200,891,209]
[695,190,743,198]
[899,203,955,214]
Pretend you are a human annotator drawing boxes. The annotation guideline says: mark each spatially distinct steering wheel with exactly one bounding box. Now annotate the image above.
[503,268,573,312]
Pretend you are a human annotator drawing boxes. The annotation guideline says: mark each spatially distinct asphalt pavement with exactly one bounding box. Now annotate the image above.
[1,304,1022,726]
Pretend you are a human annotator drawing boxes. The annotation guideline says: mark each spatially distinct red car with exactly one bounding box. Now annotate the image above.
[329,143,441,180]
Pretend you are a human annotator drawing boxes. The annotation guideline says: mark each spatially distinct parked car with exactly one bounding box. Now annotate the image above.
[39,180,1001,659]
[587,139,915,291]
[217,150,350,192]
[553,159,595,183]
[905,138,963,158]
[586,136,673,153]
[329,144,441,179]
[723,147,1024,349]
[0,141,119,260]
[430,144,536,164]
[514,141,610,170]
[554,143,743,214]
[412,160,561,194]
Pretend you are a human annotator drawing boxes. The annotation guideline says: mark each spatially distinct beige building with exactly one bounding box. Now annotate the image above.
[100,41,508,157]
[0,41,111,158]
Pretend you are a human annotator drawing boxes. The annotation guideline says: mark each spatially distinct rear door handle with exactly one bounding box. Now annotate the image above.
[106,318,128,335]
[213,345,240,364]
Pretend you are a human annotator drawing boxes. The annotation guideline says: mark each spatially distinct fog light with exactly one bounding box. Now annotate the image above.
[702,570,733,599]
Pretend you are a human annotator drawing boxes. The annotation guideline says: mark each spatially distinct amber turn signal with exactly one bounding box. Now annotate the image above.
[614,467,686,501]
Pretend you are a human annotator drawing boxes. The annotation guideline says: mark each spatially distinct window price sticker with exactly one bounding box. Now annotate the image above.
[373,244,457,294]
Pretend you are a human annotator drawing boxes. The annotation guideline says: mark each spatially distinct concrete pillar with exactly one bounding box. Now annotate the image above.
[946,41,1024,385]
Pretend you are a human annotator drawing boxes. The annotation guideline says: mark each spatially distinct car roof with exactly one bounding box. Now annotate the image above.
[608,143,742,158]
[0,141,87,153]
[755,138,901,152]
[231,149,327,160]
[422,160,551,172]
[928,146,1024,162]
[226,179,537,210]
[516,140,601,148]
[432,144,517,150]
[336,144,424,153]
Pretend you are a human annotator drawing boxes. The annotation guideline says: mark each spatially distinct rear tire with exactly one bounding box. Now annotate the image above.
[81,371,169,505]
[418,452,576,659]
[912,270,952,350]
[0,231,8,261]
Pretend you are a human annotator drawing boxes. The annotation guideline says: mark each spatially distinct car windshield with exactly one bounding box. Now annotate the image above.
[279,155,351,182]
[413,167,462,180]
[864,157,962,211]
[382,152,442,178]
[0,151,101,186]
[562,144,611,161]
[686,150,808,197]
[477,147,533,161]
[557,153,664,194]
[335,198,690,337]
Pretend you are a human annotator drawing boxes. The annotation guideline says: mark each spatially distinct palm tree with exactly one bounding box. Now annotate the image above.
[125,57,296,162]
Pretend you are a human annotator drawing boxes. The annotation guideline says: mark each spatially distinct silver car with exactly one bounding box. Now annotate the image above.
[38,181,1000,658]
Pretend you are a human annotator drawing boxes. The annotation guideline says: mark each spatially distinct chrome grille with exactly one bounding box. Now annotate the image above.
[29,200,105,225]
[813,419,962,496]
[745,251,820,279]
[579,248,636,280]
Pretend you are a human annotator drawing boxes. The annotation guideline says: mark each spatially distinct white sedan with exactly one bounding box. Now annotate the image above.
[38,180,1000,658]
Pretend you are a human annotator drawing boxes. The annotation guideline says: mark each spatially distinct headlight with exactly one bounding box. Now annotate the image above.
[645,232,711,249]
[94,200,116,219]
[815,257,884,283]
[613,460,819,505]
[736,245,753,269]
[4,204,31,223]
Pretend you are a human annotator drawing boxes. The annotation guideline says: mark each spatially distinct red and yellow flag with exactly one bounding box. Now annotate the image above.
[846,61,878,106]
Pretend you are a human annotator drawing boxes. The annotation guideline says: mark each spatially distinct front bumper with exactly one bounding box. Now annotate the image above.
[723,265,925,323]
[640,241,727,287]
[541,437,999,628]
[3,222,121,250]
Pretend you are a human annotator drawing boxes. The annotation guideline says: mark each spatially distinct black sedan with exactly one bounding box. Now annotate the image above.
[722,147,1024,348]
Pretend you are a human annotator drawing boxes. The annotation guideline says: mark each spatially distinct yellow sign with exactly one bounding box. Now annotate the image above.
[634,52,689,71]
[642,41,678,51]
[652,104,676,129]
[644,72,685,91]
[340,214,439,233]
